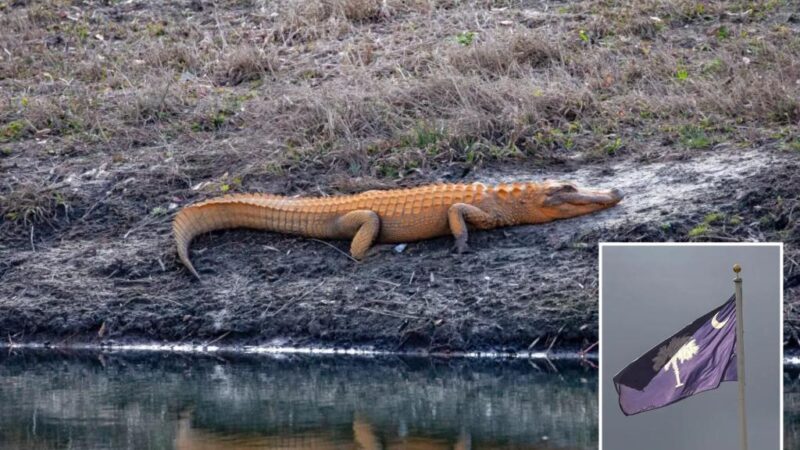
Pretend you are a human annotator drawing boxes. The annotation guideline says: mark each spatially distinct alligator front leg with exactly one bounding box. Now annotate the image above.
[447,203,497,254]
[334,210,381,260]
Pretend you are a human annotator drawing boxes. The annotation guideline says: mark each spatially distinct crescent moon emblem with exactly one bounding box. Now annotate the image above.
[711,312,728,329]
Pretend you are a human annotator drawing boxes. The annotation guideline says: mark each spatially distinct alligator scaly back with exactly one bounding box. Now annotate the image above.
[172,182,623,279]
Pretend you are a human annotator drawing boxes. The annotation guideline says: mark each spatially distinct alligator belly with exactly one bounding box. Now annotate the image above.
[377,216,450,243]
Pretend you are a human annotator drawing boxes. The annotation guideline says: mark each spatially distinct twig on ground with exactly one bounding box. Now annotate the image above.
[265,280,326,317]
[55,331,81,346]
[579,340,598,358]
[358,307,421,320]
[310,238,358,262]
[370,278,401,288]
[204,330,231,346]
[546,324,565,355]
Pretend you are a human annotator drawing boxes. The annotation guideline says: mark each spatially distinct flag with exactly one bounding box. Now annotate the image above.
[613,295,738,416]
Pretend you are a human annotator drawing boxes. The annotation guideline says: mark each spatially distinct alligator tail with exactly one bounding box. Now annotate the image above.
[172,194,289,280]
[172,206,206,280]
[173,199,245,280]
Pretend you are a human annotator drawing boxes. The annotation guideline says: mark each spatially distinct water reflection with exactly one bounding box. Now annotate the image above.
[786,367,800,449]
[0,350,597,449]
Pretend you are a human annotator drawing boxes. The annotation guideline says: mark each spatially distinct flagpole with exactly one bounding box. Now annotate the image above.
[733,263,748,450]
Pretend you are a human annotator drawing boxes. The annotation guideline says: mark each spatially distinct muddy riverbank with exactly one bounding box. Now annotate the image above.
[2,148,797,352]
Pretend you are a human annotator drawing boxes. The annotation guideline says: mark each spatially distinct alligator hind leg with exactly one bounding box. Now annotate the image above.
[447,203,497,254]
[334,210,381,260]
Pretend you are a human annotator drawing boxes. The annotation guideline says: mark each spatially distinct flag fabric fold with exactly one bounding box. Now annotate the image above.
[613,295,738,416]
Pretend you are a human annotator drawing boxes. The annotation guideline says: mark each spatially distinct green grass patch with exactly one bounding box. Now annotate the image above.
[604,137,623,155]
[688,223,709,237]
[377,163,400,179]
[193,105,237,132]
[456,31,475,46]
[785,139,800,152]
[412,123,444,150]
[703,212,724,224]
[688,211,731,237]
[147,22,167,37]
[1,120,27,142]
[703,58,725,75]
[680,125,714,149]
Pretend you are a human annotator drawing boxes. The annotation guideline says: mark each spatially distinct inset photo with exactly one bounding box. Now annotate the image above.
[599,243,783,450]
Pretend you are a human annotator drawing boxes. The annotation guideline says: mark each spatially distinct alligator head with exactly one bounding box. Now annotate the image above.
[529,180,624,222]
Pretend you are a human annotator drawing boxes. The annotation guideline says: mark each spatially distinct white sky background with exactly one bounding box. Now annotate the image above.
[601,244,781,450]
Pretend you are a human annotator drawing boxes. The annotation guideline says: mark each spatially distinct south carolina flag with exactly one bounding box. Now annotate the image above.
[613,295,738,415]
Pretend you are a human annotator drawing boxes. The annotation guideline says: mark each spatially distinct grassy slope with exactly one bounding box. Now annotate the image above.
[0,0,798,349]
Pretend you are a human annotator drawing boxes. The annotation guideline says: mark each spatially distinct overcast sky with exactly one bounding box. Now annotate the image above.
[601,244,781,450]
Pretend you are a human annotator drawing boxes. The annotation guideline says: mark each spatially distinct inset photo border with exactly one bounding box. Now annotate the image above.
[599,243,783,450]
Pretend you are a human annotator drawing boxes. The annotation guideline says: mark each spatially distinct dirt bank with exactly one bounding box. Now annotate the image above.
[2,148,797,352]
[1,0,798,352]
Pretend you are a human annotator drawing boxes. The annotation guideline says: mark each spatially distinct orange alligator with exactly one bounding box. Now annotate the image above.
[173,181,623,279]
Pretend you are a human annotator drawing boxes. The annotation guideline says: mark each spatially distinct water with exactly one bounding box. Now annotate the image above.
[0,350,597,450]
[786,367,800,449]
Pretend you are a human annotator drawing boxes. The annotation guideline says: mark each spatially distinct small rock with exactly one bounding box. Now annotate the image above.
[179,71,196,83]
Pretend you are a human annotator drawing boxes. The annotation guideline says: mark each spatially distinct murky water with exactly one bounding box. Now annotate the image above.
[0,350,597,450]
[785,367,800,449]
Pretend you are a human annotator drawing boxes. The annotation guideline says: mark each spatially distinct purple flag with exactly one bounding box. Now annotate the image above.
[613,295,737,415]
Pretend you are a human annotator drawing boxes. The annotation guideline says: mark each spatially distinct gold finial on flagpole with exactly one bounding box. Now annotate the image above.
[733,264,741,280]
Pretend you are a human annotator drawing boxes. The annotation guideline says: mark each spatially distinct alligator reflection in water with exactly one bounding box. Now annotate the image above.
[0,350,597,449]
[175,414,580,450]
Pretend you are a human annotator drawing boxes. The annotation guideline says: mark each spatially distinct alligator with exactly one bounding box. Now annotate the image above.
[173,181,623,279]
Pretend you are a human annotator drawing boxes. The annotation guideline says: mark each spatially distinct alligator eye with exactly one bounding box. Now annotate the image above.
[559,184,577,193]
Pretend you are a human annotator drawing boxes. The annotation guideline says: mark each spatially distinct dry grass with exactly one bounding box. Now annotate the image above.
[0,0,798,234]
[216,45,278,86]
[447,31,562,78]
[0,181,72,229]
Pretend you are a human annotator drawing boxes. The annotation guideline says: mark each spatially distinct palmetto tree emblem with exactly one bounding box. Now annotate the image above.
[652,336,700,388]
